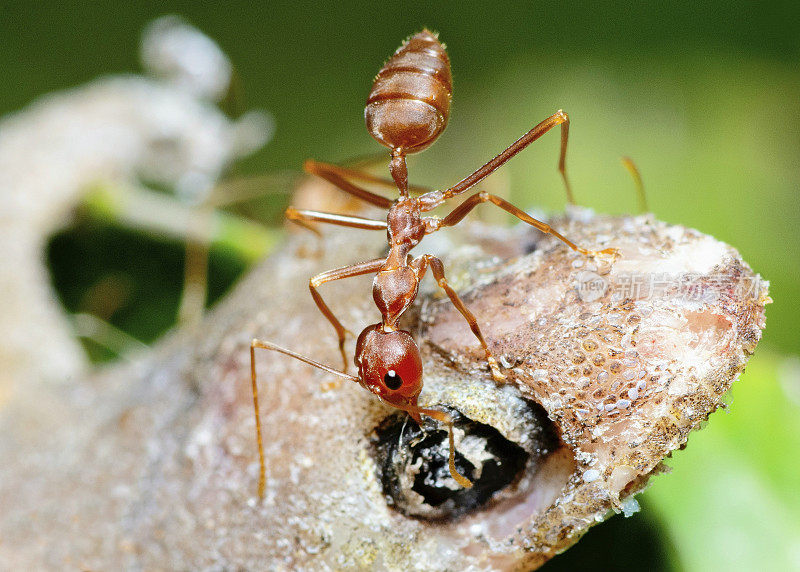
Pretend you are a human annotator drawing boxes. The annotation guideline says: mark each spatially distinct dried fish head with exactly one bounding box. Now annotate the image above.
[0,211,768,571]
[194,210,768,570]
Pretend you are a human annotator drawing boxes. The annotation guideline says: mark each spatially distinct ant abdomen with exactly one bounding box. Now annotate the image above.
[365,30,451,154]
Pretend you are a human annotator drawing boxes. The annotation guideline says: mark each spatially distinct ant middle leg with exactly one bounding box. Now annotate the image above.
[427,192,619,258]
[308,257,387,371]
[413,254,506,381]
[284,207,388,258]
[285,207,388,233]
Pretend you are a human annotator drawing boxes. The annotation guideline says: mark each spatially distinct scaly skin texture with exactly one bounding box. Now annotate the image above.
[0,210,768,570]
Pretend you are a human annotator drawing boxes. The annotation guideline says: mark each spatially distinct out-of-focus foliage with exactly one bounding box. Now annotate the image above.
[3,1,797,570]
[646,351,800,571]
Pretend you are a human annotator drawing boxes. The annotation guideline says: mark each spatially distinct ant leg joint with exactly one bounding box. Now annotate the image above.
[486,355,506,381]
[588,247,622,262]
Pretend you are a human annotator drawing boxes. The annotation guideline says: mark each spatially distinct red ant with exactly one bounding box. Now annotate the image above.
[250,30,617,498]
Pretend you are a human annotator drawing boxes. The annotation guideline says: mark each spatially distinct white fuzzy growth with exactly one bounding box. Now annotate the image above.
[0,19,272,388]
[583,469,601,483]
[620,496,641,517]
[141,15,232,102]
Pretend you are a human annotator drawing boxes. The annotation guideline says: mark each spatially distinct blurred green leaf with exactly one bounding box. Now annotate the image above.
[644,349,800,571]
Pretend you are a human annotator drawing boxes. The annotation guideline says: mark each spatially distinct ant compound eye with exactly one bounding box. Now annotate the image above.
[383,369,403,390]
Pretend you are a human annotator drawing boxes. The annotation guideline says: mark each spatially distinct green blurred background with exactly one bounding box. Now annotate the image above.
[4,1,798,570]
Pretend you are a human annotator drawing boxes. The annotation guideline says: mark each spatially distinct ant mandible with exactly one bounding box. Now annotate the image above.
[249,30,617,498]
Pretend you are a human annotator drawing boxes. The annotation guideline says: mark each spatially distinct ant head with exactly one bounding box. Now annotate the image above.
[355,324,423,416]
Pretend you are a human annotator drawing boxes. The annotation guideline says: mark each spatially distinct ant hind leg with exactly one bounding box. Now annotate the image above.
[621,156,648,213]
[305,159,433,196]
[419,110,575,210]
[249,339,268,500]
[303,160,394,208]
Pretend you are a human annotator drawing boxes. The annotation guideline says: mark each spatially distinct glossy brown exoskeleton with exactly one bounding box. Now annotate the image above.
[250,30,617,498]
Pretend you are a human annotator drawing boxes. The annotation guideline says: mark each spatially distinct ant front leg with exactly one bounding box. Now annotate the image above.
[427,192,619,259]
[413,254,506,381]
[308,257,387,371]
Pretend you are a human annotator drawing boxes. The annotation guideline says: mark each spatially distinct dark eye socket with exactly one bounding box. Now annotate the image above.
[383,369,403,390]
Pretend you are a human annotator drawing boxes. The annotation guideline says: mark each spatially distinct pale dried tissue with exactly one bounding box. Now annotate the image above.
[0,205,769,569]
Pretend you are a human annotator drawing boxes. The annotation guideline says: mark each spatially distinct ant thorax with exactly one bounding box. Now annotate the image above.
[373,266,418,328]
[373,199,426,329]
[386,197,425,249]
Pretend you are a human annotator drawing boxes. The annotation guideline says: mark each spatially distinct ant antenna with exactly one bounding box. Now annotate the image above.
[250,339,358,499]
[250,339,472,496]
[398,415,410,451]
[621,156,648,213]
[252,339,359,382]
